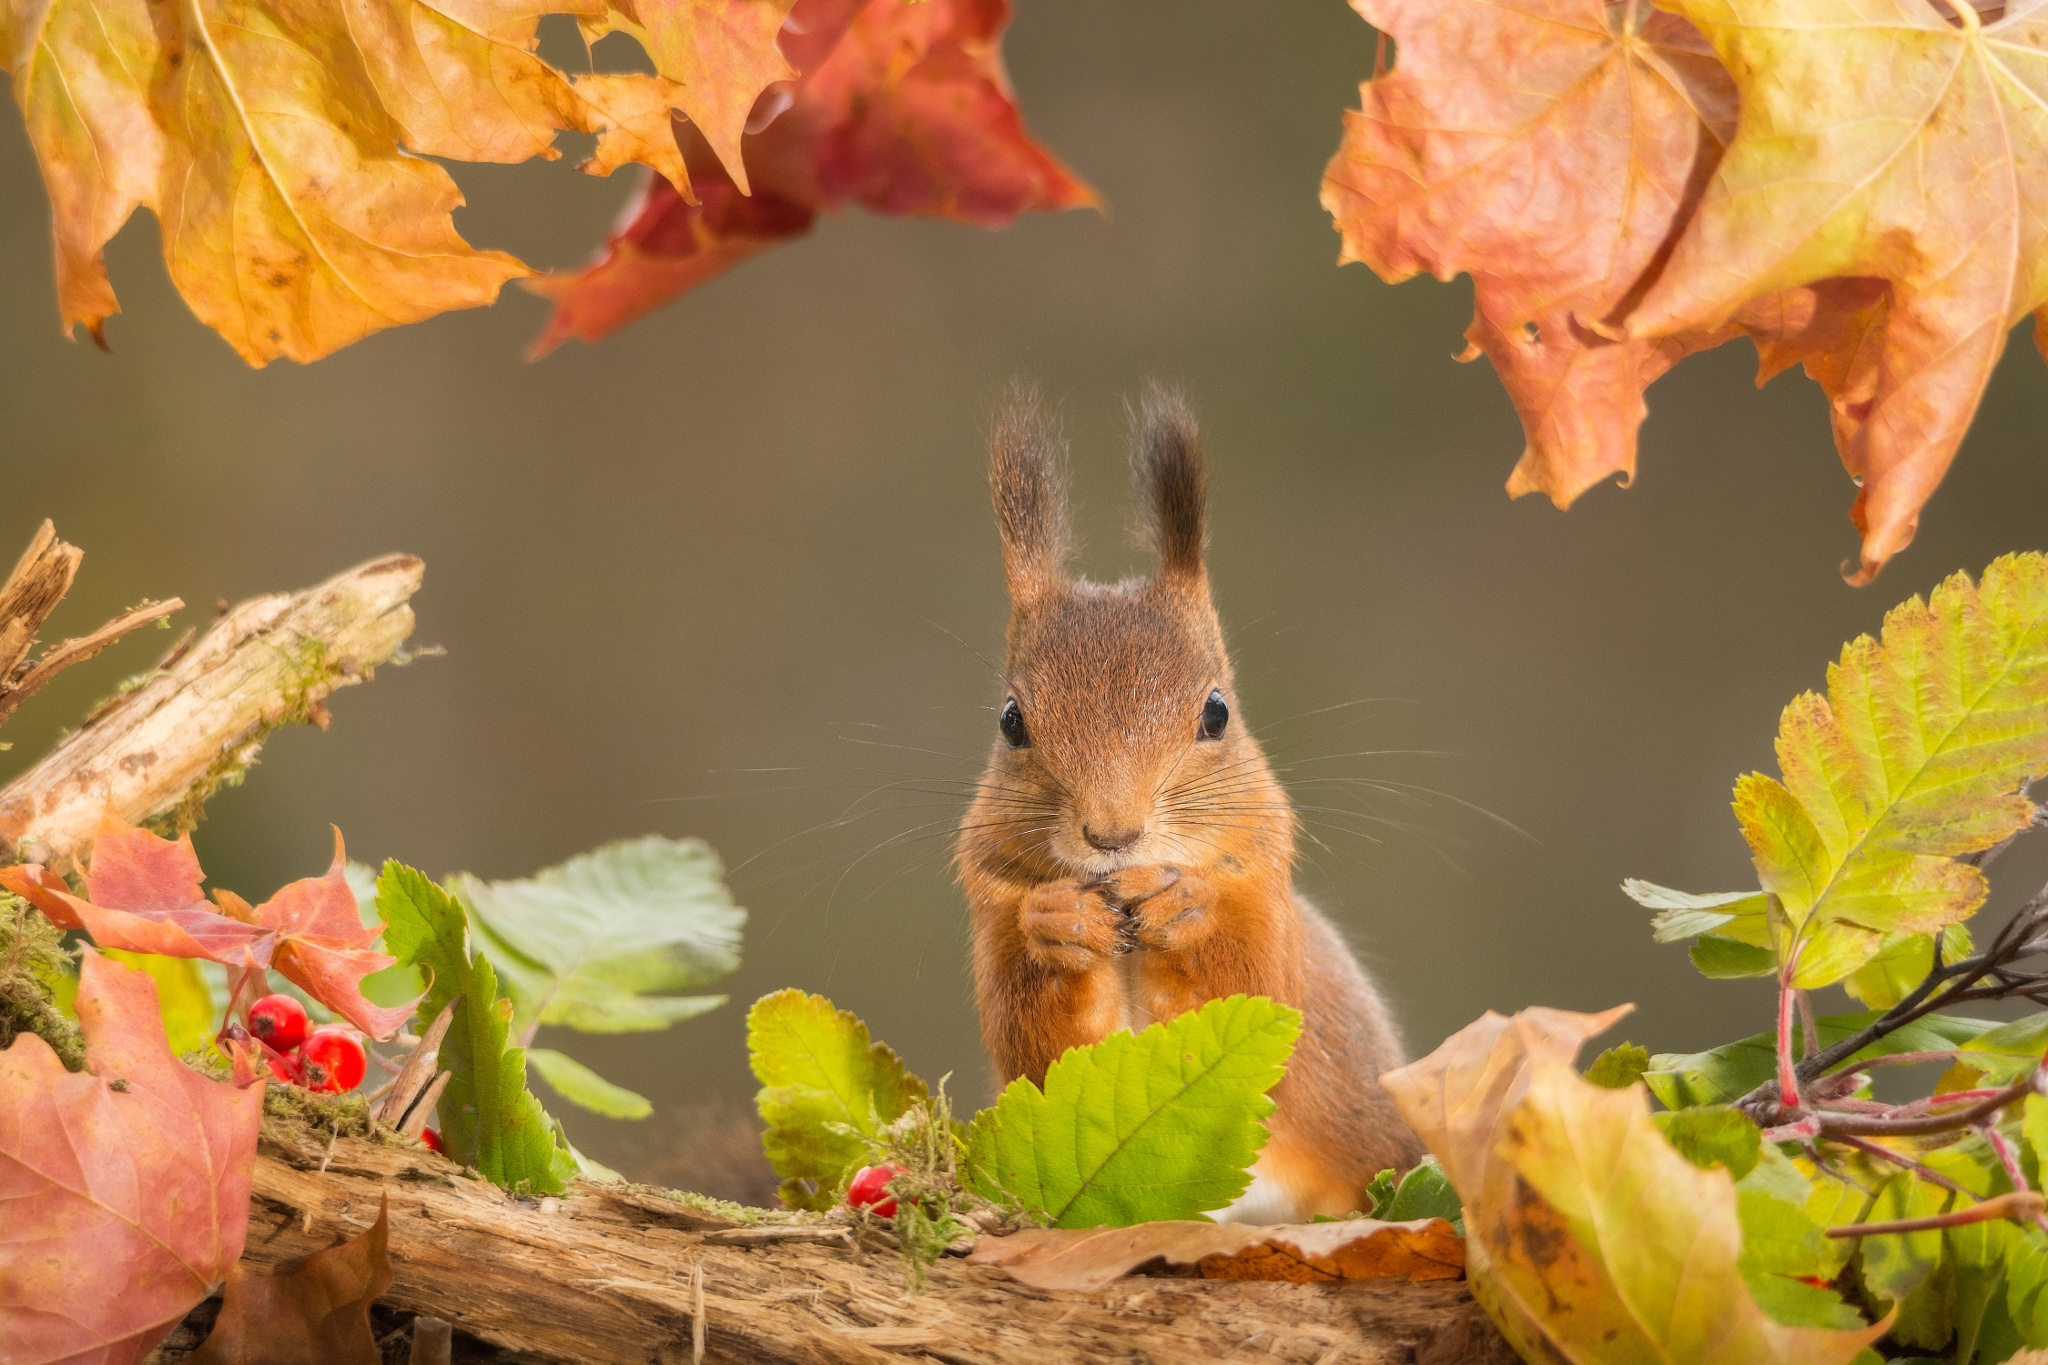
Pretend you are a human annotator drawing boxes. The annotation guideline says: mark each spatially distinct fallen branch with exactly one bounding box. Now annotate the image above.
[181,1132,1512,1365]
[0,521,180,729]
[0,554,424,871]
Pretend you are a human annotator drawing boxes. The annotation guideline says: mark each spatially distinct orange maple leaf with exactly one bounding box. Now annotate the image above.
[1626,0,2048,584]
[0,812,420,1039]
[0,949,265,1365]
[1322,0,1746,508]
[528,0,1096,352]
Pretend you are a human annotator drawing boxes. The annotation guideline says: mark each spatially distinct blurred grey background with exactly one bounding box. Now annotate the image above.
[3,0,2045,1181]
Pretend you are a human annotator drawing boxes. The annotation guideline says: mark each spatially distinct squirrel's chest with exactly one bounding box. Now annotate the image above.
[1112,951,1209,1034]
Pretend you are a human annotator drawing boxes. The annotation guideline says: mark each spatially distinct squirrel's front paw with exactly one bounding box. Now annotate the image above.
[1020,879,1123,974]
[1091,864,1217,952]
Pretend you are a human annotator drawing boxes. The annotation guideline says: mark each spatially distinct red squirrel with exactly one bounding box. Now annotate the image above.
[956,386,1423,1223]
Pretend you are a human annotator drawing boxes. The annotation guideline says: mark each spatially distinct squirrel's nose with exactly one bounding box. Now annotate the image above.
[1083,824,1143,852]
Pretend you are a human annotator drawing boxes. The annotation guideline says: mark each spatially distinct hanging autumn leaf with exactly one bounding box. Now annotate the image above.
[578,0,797,191]
[0,811,421,1038]
[0,949,265,1365]
[1321,0,1746,508]
[1626,0,2048,584]
[1325,0,2047,582]
[528,0,1097,353]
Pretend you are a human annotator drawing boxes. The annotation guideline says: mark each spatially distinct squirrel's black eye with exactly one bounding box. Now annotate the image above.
[1199,689,1229,741]
[999,698,1030,749]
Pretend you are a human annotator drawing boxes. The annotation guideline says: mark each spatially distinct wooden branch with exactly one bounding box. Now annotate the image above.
[209,1134,1513,1365]
[0,520,181,729]
[0,554,424,871]
[0,521,81,681]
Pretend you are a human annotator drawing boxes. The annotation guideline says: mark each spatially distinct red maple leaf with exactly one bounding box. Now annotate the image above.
[528,0,1096,353]
[0,949,265,1364]
[0,813,419,1039]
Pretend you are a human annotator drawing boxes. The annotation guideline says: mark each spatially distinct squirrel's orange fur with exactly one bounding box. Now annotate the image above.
[956,386,1423,1222]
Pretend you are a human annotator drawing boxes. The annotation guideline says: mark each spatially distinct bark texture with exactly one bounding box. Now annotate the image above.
[0,554,423,869]
[214,1132,1515,1365]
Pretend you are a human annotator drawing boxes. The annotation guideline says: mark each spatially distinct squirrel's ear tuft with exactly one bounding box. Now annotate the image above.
[1131,382,1207,586]
[989,384,1071,604]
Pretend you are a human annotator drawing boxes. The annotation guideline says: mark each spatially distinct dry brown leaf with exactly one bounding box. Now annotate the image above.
[963,1217,1464,1294]
[189,1195,393,1364]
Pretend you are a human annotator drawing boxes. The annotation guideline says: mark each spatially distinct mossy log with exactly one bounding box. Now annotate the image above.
[0,554,423,869]
[175,1129,1515,1365]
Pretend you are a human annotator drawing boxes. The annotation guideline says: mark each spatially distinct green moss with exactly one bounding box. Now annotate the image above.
[0,894,85,1071]
[855,1081,1008,1289]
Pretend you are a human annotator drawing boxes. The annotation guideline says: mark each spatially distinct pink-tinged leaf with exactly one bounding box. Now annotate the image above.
[85,810,207,912]
[802,0,1098,225]
[2,861,274,969]
[0,862,87,931]
[6,815,419,1041]
[0,949,264,1365]
[246,830,422,1040]
[529,0,1093,351]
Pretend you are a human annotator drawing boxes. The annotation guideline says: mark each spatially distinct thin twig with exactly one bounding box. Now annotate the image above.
[1828,1191,2045,1238]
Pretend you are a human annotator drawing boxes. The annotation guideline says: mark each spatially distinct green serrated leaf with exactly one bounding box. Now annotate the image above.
[1583,1042,1651,1089]
[378,861,576,1193]
[344,858,424,1008]
[1735,1160,1864,1332]
[1625,881,1770,943]
[1843,926,1975,1010]
[1734,554,2048,988]
[1655,1105,1761,1179]
[965,995,1299,1228]
[1363,1167,1397,1218]
[1645,1012,1999,1109]
[747,989,928,1211]
[1691,935,1778,978]
[1857,1172,1948,1323]
[1383,1155,1462,1232]
[454,836,743,1035]
[1939,1013,2048,1091]
[527,1046,654,1120]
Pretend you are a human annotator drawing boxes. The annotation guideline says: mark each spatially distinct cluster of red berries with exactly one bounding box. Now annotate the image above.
[247,993,367,1093]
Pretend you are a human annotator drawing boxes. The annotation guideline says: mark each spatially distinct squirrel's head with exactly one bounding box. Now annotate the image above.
[969,385,1291,882]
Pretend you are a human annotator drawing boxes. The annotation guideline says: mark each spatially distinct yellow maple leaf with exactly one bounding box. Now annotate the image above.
[580,0,795,194]
[1382,1004,1888,1365]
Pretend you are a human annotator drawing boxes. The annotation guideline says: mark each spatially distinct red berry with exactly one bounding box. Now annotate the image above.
[420,1127,443,1154]
[264,1047,304,1085]
[247,994,309,1052]
[301,1027,367,1093]
[846,1164,907,1219]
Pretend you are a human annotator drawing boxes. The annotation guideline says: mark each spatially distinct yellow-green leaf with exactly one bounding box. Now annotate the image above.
[1740,555,2048,989]
[1384,1004,1886,1364]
